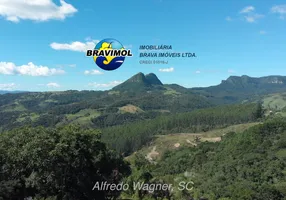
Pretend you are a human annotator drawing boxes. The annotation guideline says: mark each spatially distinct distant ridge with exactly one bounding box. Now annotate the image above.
[191,75,286,104]
[112,73,286,102]
[222,75,286,87]
[0,90,27,95]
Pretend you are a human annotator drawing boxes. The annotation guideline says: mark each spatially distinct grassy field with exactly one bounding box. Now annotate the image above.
[3,101,27,112]
[16,113,40,123]
[118,104,144,114]
[108,91,120,95]
[58,109,101,127]
[127,122,260,163]
[263,93,286,111]
[163,87,181,96]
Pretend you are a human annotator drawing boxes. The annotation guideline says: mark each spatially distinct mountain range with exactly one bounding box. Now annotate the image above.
[2,73,286,100]
[1,72,286,131]
[190,75,286,103]
[112,73,286,103]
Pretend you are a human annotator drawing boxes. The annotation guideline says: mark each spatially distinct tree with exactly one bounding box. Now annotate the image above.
[0,125,130,200]
[254,102,264,119]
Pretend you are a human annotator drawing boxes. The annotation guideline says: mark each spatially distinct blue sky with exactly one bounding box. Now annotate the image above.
[0,0,286,91]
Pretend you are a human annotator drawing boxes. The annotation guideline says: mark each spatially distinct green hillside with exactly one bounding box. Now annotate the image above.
[2,73,286,132]
[101,103,262,155]
[262,93,286,110]
[122,118,286,200]
[0,73,212,131]
[2,73,286,199]
[127,122,260,163]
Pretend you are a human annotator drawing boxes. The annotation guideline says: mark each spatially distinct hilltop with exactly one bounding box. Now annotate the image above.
[112,72,163,93]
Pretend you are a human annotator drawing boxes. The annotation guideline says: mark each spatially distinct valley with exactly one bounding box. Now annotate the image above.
[1,73,286,199]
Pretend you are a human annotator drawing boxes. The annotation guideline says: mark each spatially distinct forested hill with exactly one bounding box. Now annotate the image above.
[125,118,286,200]
[190,75,286,104]
[1,73,286,131]
[112,72,164,93]
[0,73,211,131]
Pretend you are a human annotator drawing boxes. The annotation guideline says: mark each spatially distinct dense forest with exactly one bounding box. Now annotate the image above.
[101,103,263,154]
[0,88,211,131]
[1,111,286,199]
[0,126,130,200]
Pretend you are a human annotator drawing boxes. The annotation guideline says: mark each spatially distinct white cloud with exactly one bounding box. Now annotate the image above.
[239,6,264,23]
[84,70,104,75]
[244,14,264,23]
[0,62,65,76]
[47,82,60,88]
[259,30,267,35]
[195,70,201,74]
[0,83,17,90]
[240,6,255,13]
[88,81,123,89]
[51,39,130,52]
[159,67,174,72]
[0,0,77,23]
[50,40,99,52]
[271,5,286,19]
[226,16,232,21]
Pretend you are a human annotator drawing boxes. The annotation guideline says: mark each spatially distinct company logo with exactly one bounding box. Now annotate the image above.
[86,38,133,71]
